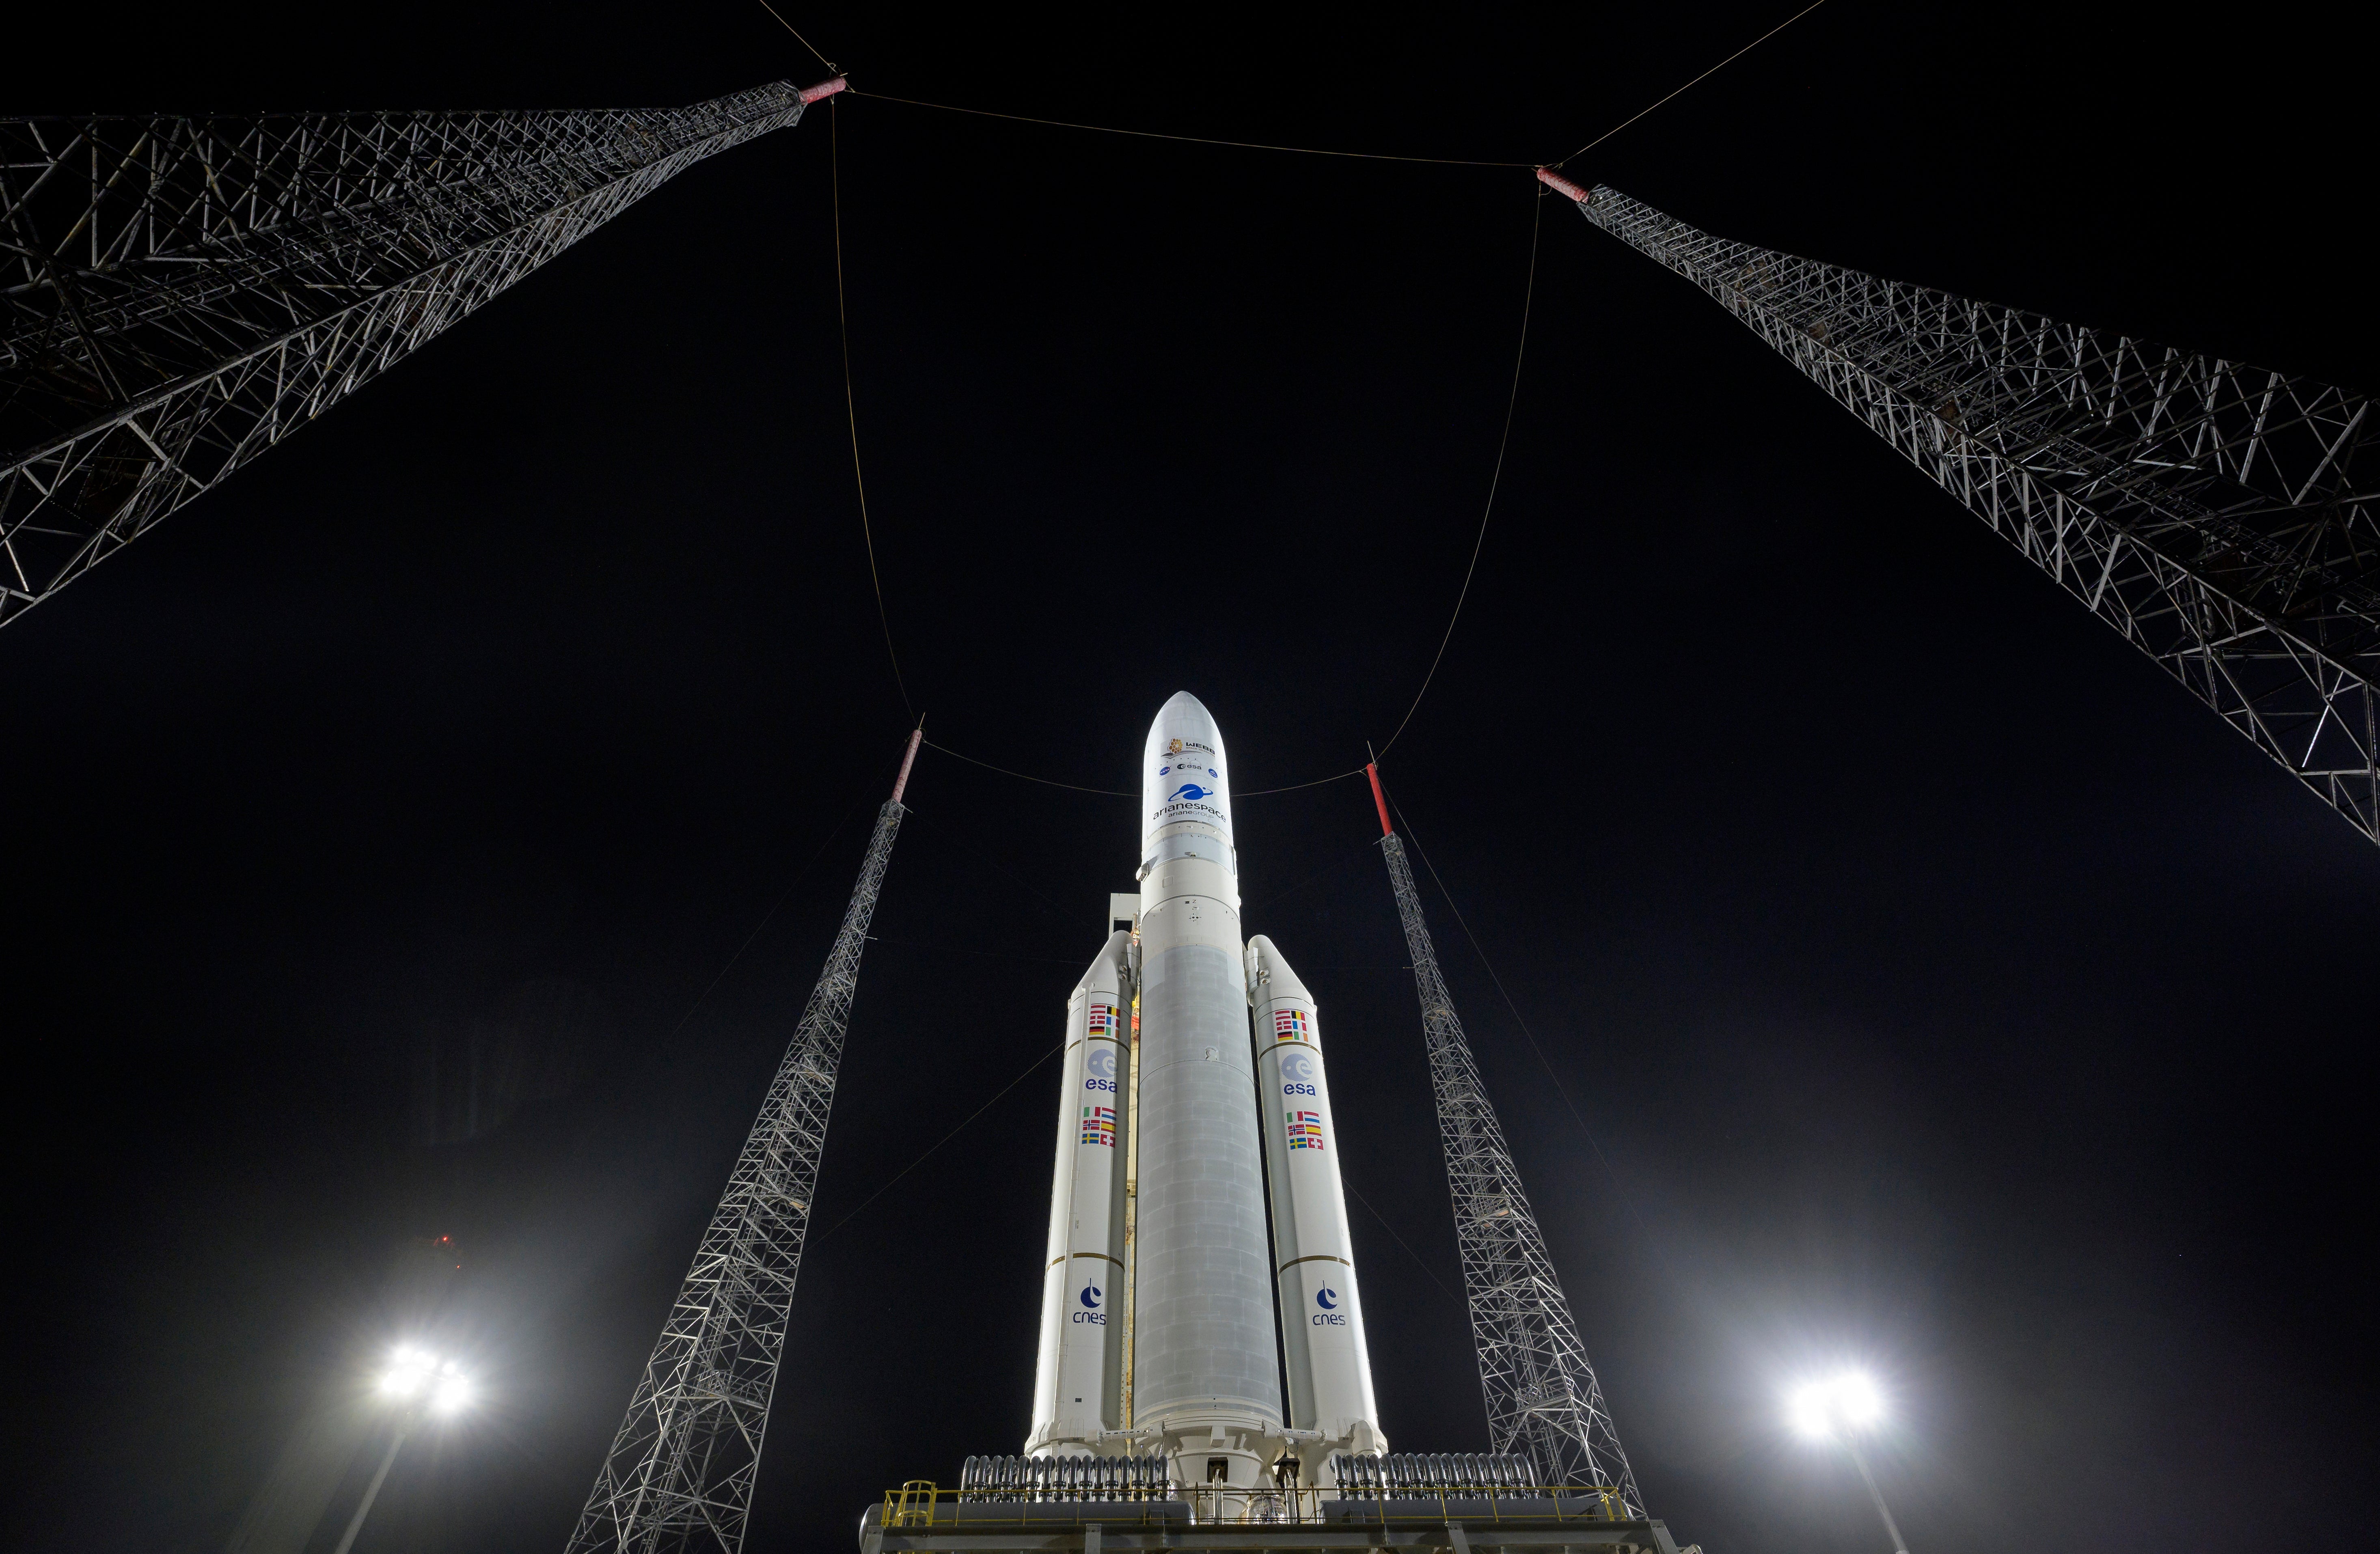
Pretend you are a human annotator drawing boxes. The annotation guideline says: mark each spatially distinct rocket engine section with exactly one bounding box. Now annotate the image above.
[1247,936,1383,1455]
[1026,931,1132,1453]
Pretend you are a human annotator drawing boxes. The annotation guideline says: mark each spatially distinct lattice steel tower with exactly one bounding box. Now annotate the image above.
[1361,766,1645,1514]
[1538,171,2380,849]
[570,732,920,1554]
[1,77,842,630]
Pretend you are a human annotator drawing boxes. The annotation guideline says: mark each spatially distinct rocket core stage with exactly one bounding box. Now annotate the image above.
[1025,692,1384,1494]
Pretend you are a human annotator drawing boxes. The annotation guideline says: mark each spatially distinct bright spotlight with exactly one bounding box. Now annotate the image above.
[429,1373,475,1416]
[1789,1371,1886,1438]
[380,1347,437,1399]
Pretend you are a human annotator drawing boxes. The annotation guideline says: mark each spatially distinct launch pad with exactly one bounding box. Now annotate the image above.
[857,1487,1699,1554]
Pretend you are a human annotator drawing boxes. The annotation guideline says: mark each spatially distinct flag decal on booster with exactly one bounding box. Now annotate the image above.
[1286,1110,1325,1150]
[1274,1009,1311,1042]
[1081,1106,1117,1146]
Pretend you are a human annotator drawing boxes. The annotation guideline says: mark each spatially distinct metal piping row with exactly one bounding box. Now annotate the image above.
[959,1455,1173,1501]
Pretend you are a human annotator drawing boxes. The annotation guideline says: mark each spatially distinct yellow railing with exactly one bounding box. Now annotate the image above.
[878,1485,1631,1528]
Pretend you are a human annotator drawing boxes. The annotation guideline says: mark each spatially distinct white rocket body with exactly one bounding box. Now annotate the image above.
[1247,935,1383,1452]
[1026,932,1132,1453]
[1132,694,1284,1481]
[1019,693,1381,1491]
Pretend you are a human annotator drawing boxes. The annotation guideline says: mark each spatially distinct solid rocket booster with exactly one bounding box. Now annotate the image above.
[1027,930,1133,1453]
[1132,692,1284,1437]
[1247,936,1382,1450]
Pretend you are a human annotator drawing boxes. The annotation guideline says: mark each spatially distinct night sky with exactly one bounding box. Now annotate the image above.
[8,6,2373,1554]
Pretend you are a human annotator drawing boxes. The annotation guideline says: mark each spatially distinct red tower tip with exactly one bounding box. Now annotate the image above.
[890,727,923,805]
[1535,166,1592,204]
[799,77,849,104]
[1366,763,1393,837]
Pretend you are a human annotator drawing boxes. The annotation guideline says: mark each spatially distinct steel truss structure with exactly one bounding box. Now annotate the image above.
[1,78,838,630]
[1377,827,1645,1516]
[569,769,910,1554]
[1543,175,2380,848]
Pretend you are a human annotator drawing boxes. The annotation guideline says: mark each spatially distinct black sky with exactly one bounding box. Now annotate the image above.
[6,5,2373,1554]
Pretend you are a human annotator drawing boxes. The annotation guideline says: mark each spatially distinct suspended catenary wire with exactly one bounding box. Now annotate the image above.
[831,100,913,716]
[1558,0,1834,163]
[1377,190,1541,760]
[790,6,1832,785]
[848,88,1533,168]
[1381,779,1680,1282]
[750,0,837,75]
[812,1037,1068,1240]
[924,739,1134,796]
[654,784,874,1048]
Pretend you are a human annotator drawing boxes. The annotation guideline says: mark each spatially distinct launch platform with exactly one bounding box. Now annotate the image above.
[857,1484,1698,1554]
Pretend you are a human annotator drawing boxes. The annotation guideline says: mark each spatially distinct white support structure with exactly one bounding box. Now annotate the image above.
[1542,173,2380,848]
[1,78,842,629]
[1367,767,1644,1513]
[567,730,917,1554]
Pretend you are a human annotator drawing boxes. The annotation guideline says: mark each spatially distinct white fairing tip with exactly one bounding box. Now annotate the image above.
[1140,692,1234,857]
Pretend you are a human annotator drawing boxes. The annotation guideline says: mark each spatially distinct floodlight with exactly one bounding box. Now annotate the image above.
[429,1373,474,1415]
[1788,1371,1886,1438]
[380,1347,437,1399]
[1787,1370,1912,1553]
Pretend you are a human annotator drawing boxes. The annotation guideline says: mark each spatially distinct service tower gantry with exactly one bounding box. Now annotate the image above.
[1538,170,2380,848]
[0,77,843,630]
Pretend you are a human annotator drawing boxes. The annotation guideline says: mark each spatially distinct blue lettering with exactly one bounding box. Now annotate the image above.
[1071,1311,1108,1325]
[1085,1078,1116,1093]
[1310,1314,1347,1326]
[1281,1083,1316,1096]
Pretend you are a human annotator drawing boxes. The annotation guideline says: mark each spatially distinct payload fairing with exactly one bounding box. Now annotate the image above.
[1025,692,1383,1492]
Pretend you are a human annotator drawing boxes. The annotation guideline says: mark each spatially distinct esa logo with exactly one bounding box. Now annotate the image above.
[1280,1050,1318,1096]
[1084,1046,1118,1093]
[1073,1284,1107,1325]
[1312,1287,1347,1327]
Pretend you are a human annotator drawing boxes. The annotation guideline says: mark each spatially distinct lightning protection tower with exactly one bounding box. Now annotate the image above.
[569,731,921,1554]
[1362,765,1646,1515]
[0,77,843,631]
[1538,170,2380,849]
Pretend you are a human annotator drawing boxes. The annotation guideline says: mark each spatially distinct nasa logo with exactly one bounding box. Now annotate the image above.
[1168,783,1213,802]
[1158,765,1170,776]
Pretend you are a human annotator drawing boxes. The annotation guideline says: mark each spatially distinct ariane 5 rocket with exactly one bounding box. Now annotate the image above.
[1026,692,1384,1492]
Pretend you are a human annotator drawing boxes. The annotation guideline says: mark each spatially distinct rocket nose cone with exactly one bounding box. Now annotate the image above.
[1139,692,1237,862]
[1144,692,1227,769]
[1150,690,1215,735]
